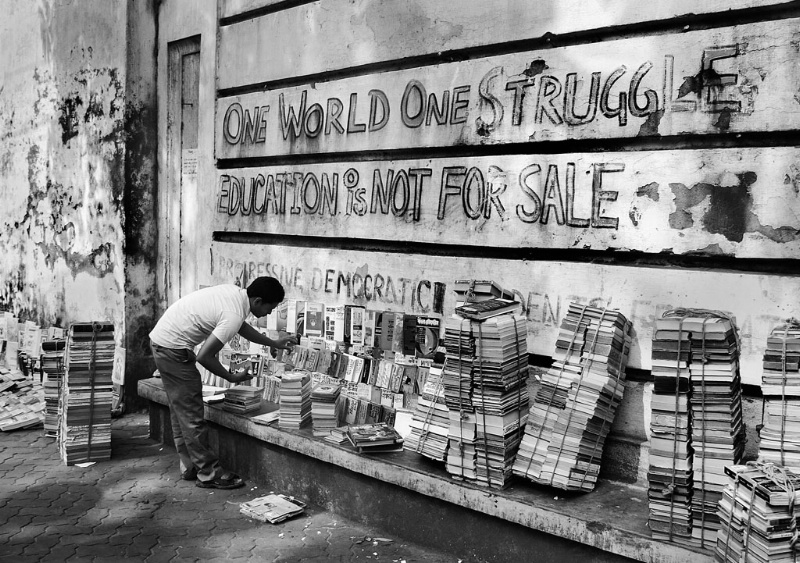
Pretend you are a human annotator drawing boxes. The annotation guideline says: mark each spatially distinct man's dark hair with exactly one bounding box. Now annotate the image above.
[246,276,285,303]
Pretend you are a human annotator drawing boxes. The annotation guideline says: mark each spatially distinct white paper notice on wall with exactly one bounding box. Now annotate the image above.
[112,346,126,385]
[182,148,198,177]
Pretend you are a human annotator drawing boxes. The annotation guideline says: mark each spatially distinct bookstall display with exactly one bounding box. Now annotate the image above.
[646,309,745,549]
[513,303,632,492]
[444,313,528,489]
[279,371,312,430]
[59,322,115,465]
[758,321,800,469]
[41,338,66,437]
[715,462,800,563]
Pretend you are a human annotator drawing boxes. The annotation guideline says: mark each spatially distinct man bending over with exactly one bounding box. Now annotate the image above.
[149,276,297,489]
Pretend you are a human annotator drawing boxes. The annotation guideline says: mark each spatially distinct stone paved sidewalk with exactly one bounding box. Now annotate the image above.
[0,413,473,562]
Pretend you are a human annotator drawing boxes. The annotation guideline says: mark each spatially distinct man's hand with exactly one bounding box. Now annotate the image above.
[273,333,299,350]
[228,366,253,384]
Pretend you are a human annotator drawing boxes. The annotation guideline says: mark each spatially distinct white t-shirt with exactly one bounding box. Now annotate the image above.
[149,285,251,349]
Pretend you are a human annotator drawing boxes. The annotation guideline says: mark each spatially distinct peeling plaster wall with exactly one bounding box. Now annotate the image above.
[0,0,128,331]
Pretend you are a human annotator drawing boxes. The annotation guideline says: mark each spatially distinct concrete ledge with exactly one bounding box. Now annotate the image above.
[138,378,713,563]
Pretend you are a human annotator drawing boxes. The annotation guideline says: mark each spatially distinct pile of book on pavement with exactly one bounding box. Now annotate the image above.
[310,382,343,437]
[444,311,528,489]
[513,303,631,492]
[278,371,312,430]
[405,364,449,461]
[240,493,306,524]
[222,385,262,414]
[59,322,115,464]
[715,462,800,563]
[0,367,44,431]
[41,338,66,437]
[647,309,745,548]
[346,422,404,453]
[758,321,800,469]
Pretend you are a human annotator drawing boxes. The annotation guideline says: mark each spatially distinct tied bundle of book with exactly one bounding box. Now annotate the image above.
[278,371,312,430]
[443,313,529,489]
[648,314,693,542]
[59,322,114,465]
[648,309,746,549]
[240,494,306,524]
[40,338,66,438]
[222,386,262,414]
[758,321,800,469]
[405,365,449,461]
[310,382,343,437]
[715,462,800,563]
[513,303,632,492]
[346,422,404,453]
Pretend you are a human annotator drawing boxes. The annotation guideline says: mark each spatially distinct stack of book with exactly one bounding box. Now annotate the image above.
[240,493,307,524]
[0,375,44,431]
[40,339,66,438]
[452,279,515,307]
[310,383,342,437]
[442,315,477,479]
[686,314,745,548]
[471,315,529,489]
[405,365,449,461]
[222,386,262,414]
[514,304,631,492]
[758,322,800,469]
[59,322,115,465]
[278,371,312,430]
[715,463,800,563]
[648,315,693,542]
[346,422,404,453]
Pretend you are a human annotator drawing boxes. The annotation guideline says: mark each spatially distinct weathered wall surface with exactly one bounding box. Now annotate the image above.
[0,0,158,407]
[0,0,128,329]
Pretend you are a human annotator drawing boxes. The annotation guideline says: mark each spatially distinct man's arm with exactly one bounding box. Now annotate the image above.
[238,322,298,349]
[196,334,251,384]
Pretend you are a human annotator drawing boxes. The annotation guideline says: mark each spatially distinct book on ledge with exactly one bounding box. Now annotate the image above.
[346,422,404,453]
[454,298,521,321]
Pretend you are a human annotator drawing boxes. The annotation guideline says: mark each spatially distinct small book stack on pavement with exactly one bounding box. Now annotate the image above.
[279,371,312,430]
[240,494,306,524]
[514,303,631,492]
[758,321,800,469]
[715,462,800,563]
[310,382,342,437]
[222,386,262,414]
[347,422,404,453]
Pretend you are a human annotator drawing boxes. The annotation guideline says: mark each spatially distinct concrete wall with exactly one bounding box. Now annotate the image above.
[0,0,158,407]
[147,0,800,486]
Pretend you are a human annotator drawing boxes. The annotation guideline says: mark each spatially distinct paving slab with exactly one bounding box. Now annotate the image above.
[0,412,473,562]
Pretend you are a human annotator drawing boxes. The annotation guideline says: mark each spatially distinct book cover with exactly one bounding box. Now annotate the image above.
[364,310,378,348]
[350,306,365,345]
[305,302,325,338]
[286,300,306,335]
[379,312,395,351]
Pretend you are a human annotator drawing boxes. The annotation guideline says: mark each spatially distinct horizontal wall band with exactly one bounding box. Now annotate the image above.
[217,2,800,98]
[219,0,318,27]
[211,231,800,276]
[215,130,800,169]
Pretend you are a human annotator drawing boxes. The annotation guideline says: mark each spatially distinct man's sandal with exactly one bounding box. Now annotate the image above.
[195,472,245,489]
